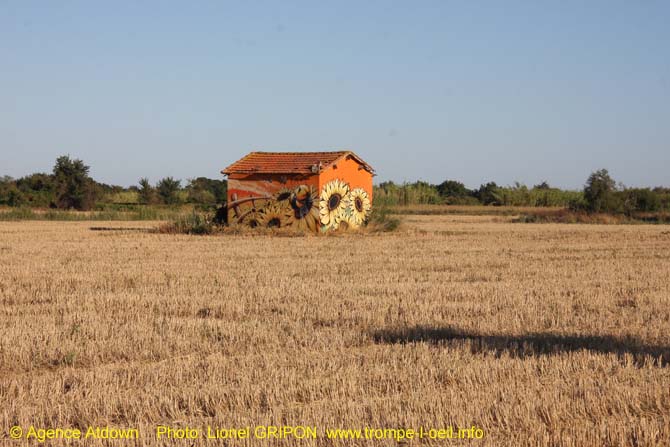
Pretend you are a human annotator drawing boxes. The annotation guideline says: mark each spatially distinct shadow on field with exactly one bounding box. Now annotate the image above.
[371,325,670,367]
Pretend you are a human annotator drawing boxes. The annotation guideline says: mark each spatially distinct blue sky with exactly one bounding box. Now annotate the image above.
[1,1,668,189]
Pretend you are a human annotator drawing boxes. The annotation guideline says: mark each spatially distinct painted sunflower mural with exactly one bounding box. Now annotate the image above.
[274,188,293,209]
[342,187,372,228]
[239,208,263,228]
[290,185,320,232]
[227,179,371,232]
[319,179,350,230]
[258,202,293,228]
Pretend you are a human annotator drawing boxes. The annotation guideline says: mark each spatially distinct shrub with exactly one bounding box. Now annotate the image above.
[568,195,589,212]
[5,187,25,207]
[187,188,216,204]
[157,177,182,205]
[366,206,401,232]
[138,178,158,204]
[436,180,471,199]
[622,188,661,214]
[157,212,216,235]
[186,177,227,204]
[653,187,670,211]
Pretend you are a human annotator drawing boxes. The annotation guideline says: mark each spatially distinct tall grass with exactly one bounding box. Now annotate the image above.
[387,204,555,216]
[156,212,217,235]
[365,206,401,232]
[515,208,670,224]
[0,205,194,221]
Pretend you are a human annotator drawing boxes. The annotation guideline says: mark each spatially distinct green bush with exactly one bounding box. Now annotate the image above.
[137,178,157,204]
[366,206,401,232]
[157,177,182,204]
[186,177,227,204]
[436,180,471,199]
[622,188,661,213]
[157,212,216,235]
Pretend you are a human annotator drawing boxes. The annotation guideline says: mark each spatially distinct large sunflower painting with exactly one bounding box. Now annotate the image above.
[289,185,320,232]
[258,202,293,228]
[343,187,371,229]
[319,179,350,230]
[274,188,293,209]
[239,208,262,228]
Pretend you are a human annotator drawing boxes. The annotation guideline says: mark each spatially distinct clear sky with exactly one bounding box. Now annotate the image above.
[1,1,668,189]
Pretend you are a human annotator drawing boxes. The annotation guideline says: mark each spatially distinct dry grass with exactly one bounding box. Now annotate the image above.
[388,204,557,216]
[1,217,670,446]
[516,208,670,224]
[0,206,195,221]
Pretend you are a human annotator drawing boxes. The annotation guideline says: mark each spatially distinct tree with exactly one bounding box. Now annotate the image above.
[138,178,157,204]
[156,177,181,204]
[583,169,618,213]
[436,180,470,198]
[186,177,227,204]
[52,155,97,210]
[474,182,500,205]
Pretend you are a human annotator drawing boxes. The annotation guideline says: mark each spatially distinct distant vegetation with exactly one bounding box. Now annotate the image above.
[0,155,227,211]
[0,206,196,222]
[2,156,669,224]
[374,180,584,207]
[373,172,670,217]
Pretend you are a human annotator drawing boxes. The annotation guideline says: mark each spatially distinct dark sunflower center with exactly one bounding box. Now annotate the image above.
[248,219,258,228]
[276,192,291,201]
[267,217,281,228]
[328,194,341,211]
[355,197,363,212]
[291,196,313,219]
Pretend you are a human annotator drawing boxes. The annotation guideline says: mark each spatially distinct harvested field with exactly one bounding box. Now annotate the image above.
[1,217,670,446]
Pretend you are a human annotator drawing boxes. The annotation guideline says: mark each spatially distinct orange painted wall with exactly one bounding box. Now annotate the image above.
[317,154,374,201]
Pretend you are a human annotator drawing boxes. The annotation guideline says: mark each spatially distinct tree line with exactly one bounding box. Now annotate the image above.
[374,172,670,213]
[0,156,226,210]
[1,156,668,215]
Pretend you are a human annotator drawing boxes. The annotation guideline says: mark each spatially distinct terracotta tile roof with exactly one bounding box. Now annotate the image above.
[222,151,374,175]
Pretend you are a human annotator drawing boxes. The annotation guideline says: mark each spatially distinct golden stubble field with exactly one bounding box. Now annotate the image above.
[1,216,670,446]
